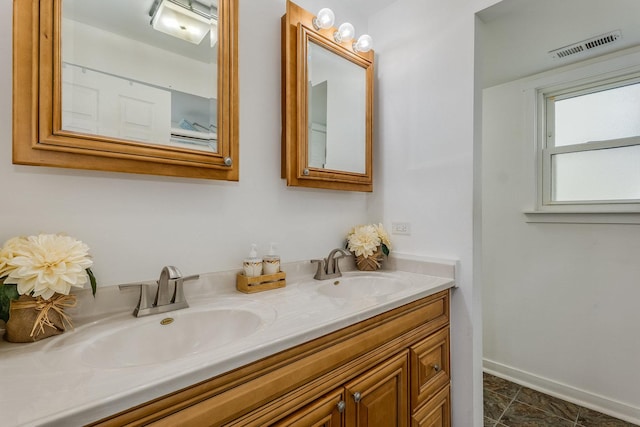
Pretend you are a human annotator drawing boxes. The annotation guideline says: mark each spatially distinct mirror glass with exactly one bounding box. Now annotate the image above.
[61,0,218,153]
[307,40,366,174]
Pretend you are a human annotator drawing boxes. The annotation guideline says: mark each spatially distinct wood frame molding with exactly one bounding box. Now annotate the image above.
[281,0,374,192]
[13,0,239,180]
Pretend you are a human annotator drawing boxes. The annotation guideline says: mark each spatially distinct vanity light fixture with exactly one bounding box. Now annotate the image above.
[150,0,217,46]
[333,22,355,43]
[313,8,335,30]
[312,7,373,53]
[353,34,373,53]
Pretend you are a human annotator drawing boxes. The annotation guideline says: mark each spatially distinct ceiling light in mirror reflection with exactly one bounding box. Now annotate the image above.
[151,0,218,46]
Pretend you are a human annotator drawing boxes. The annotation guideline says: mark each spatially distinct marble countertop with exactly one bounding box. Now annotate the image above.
[0,255,455,426]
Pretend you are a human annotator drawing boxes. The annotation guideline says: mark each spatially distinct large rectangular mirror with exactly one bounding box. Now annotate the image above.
[13,0,238,180]
[282,1,374,192]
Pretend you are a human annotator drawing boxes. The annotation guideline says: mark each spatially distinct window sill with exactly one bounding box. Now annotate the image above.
[524,210,640,224]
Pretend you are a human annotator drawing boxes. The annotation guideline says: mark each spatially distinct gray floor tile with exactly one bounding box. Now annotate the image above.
[483,375,639,427]
[515,386,580,422]
[577,407,639,427]
[484,389,512,421]
[484,373,521,399]
[485,416,497,427]
[500,401,574,427]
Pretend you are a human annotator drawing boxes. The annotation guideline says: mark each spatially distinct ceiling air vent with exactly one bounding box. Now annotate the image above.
[549,30,622,59]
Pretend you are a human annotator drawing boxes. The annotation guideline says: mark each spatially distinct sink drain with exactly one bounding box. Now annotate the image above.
[160,318,174,326]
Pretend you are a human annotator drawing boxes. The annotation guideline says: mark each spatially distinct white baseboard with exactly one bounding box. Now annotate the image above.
[483,358,640,425]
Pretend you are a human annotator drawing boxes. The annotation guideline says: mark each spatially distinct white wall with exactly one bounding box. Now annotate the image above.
[0,0,374,288]
[369,0,500,425]
[482,49,640,422]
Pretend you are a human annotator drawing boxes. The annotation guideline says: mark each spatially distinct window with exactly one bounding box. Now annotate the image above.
[540,73,640,211]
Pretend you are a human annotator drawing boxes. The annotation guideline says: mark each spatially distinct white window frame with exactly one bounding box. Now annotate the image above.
[536,72,640,214]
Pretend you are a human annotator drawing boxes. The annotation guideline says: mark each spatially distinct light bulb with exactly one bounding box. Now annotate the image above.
[353,34,373,53]
[313,8,335,30]
[334,22,355,43]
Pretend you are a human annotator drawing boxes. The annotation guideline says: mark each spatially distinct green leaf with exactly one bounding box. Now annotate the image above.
[381,244,390,256]
[0,283,19,323]
[86,268,97,297]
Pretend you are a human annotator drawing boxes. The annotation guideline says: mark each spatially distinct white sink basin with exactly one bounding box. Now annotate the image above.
[46,299,276,369]
[316,274,406,299]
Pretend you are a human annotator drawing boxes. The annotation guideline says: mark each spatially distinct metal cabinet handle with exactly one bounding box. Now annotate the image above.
[337,400,346,413]
[353,392,362,403]
[433,363,441,372]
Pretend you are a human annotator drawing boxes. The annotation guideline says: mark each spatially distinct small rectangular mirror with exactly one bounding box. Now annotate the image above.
[282,1,374,192]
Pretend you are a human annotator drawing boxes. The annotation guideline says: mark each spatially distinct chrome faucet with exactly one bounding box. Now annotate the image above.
[311,248,351,280]
[119,266,199,317]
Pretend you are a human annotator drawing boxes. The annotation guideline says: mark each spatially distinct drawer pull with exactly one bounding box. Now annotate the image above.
[353,392,362,403]
[433,364,441,372]
[337,401,346,413]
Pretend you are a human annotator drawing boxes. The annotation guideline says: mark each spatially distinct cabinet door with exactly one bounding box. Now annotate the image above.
[411,385,450,427]
[344,352,409,427]
[272,389,345,427]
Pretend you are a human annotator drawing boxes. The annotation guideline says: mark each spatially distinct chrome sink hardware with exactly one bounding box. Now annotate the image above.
[311,248,351,280]
[119,266,199,317]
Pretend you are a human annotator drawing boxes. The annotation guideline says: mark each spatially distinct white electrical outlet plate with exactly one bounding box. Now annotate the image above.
[391,222,411,235]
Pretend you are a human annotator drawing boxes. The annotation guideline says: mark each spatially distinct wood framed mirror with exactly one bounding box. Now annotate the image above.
[281,1,374,192]
[13,0,238,180]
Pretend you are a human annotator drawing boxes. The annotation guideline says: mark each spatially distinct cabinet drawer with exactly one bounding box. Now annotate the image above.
[411,384,450,427]
[410,327,450,411]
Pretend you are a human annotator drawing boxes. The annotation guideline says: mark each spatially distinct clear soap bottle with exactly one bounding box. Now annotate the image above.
[263,243,280,275]
[243,243,263,277]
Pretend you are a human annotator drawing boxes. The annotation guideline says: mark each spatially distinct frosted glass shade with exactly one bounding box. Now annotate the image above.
[335,22,355,43]
[314,8,335,30]
[353,34,373,53]
[151,0,212,45]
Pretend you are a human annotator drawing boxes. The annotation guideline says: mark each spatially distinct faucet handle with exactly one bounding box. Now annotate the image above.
[172,274,200,305]
[311,259,326,280]
[119,283,152,317]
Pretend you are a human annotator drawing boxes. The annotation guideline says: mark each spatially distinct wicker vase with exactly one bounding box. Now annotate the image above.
[4,294,75,343]
[355,246,383,271]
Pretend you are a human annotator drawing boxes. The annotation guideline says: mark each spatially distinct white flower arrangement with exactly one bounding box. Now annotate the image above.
[0,234,96,323]
[346,223,392,259]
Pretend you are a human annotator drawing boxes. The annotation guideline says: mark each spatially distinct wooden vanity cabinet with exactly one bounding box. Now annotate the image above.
[275,352,408,427]
[90,290,450,427]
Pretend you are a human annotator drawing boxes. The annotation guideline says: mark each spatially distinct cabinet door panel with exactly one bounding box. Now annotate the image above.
[272,389,344,427]
[411,385,450,427]
[345,352,409,427]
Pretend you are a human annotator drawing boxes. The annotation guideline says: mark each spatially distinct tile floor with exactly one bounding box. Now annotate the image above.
[483,373,639,427]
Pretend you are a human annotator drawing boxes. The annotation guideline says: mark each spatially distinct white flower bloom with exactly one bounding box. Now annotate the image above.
[374,223,392,250]
[4,234,93,300]
[0,236,29,278]
[347,225,381,258]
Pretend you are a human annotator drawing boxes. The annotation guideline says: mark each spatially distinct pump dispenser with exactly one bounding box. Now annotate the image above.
[263,243,281,275]
[243,243,263,277]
